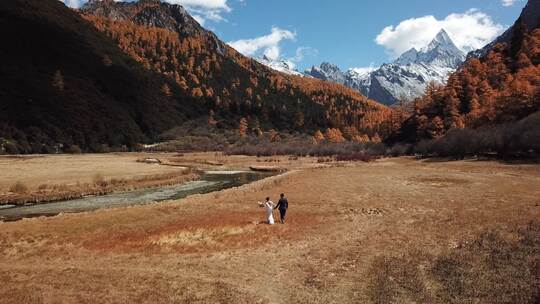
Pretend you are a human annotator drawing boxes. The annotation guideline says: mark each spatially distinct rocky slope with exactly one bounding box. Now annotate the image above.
[304,62,347,84]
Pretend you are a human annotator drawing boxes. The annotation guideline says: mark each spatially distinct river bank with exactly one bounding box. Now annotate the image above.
[0,153,198,205]
[0,171,275,221]
[0,152,316,206]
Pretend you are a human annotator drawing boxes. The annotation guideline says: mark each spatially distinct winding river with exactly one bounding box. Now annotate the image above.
[0,171,275,221]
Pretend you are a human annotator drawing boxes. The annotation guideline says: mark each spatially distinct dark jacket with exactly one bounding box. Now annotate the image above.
[275,197,288,210]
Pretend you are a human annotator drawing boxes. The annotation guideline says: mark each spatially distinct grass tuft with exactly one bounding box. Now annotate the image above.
[9,181,28,193]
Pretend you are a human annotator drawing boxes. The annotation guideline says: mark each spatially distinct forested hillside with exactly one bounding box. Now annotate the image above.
[0,0,394,154]
[402,28,539,141]
[81,0,394,141]
[391,2,540,158]
[0,0,206,153]
[5,0,537,157]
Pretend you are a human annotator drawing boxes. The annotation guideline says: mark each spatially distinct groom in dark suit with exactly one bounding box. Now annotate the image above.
[274,193,288,224]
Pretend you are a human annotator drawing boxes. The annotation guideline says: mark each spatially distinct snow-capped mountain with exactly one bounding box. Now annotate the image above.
[304,62,346,84]
[365,29,466,104]
[255,55,304,76]
[303,63,375,96]
[307,29,467,105]
[343,67,376,97]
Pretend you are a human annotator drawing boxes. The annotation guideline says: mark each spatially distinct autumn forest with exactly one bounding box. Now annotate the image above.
[0,0,538,158]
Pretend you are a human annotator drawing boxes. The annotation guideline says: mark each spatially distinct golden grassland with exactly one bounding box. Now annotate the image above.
[0,153,200,205]
[0,154,539,303]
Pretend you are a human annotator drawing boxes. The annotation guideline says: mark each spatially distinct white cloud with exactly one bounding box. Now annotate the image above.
[169,0,230,24]
[228,27,296,60]
[290,47,317,63]
[375,9,504,57]
[284,47,318,70]
[228,29,317,70]
[61,0,231,25]
[501,0,520,6]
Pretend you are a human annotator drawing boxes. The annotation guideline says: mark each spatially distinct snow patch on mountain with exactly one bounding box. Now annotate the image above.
[304,62,346,84]
[306,29,467,105]
[255,55,304,76]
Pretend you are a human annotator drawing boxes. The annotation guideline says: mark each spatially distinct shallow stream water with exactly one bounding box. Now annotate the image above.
[0,171,274,221]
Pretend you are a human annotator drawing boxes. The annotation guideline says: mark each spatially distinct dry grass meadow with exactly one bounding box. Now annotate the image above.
[0,153,199,205]
[0,153,539,303]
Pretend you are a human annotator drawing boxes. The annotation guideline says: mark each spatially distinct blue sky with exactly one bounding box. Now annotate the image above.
[64,0,527,72]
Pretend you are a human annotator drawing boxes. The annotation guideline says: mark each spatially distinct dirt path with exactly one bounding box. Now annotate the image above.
[0,157,539,303]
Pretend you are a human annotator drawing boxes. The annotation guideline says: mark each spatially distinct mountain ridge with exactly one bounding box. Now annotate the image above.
[468,0,540,58]
[393,0,540,143]
[0,0,209,153]
[0,0,394,153]
[254,55,304,76]
[306,29,466,105]
[81,0,393,139]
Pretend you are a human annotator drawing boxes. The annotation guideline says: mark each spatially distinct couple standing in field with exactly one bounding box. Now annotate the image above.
[259,193,288,225]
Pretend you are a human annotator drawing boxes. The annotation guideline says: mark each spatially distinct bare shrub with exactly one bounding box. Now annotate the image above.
[317,158,332,163]
[65,144,82,154]
[387,143,412,157]
[110,178,127,186]
[335,152,373,162]
[412,111,540,159]
[226,140,386,159]
[181,167,193,175]
[52,184,70,191]
[9,181,28,193]
[414,140,435,158]
[93,173,108,187]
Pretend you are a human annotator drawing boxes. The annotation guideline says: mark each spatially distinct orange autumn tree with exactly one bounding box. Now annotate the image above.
[325,128,345,143]
[313,130,325,143]
[82,3,394,140]
[238,117,248,138]
[400,27,540,141]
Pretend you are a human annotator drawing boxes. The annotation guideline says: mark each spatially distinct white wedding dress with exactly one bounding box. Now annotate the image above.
[262,201,275,225]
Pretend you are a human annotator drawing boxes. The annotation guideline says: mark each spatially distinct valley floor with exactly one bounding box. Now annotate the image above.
[0,154,539,303]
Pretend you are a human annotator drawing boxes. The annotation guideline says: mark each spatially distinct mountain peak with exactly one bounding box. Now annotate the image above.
[255,56,303,76]
[306,28,467,105]
[417,29,465,68]
[261,54,272,61]
[434,29,452,44]
[320,62,341,72]
[304,62,345,84]
[425,28,458,51]
[82,0,205,36]
[395,47,418,65]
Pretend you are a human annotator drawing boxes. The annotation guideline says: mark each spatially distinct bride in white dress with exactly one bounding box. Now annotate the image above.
[258,197,275,225]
